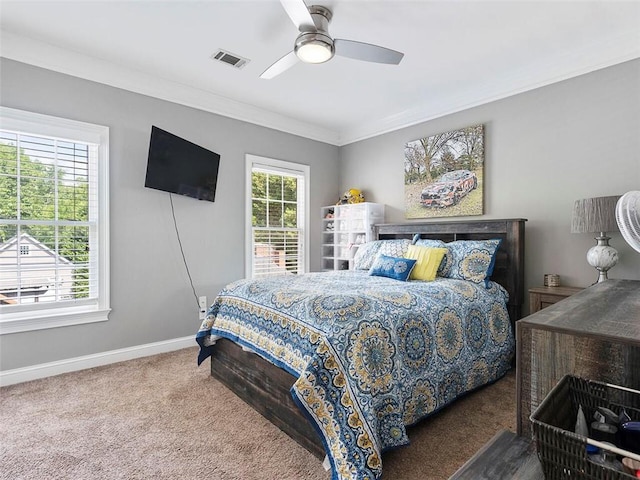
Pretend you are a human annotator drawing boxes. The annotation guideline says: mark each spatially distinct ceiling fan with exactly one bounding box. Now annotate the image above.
[261,0,404,79]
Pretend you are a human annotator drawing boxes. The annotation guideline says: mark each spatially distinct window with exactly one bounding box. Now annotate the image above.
[246,154,309,278]
[0,107,110,334]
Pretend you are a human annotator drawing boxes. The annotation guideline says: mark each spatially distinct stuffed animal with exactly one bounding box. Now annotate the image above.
[337,188,365,205]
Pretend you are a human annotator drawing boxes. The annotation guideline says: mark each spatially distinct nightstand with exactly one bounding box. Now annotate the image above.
[528,285,583,314]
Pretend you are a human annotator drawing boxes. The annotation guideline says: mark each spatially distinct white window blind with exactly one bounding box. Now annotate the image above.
[0,107,109,333]
[246,155,309,279]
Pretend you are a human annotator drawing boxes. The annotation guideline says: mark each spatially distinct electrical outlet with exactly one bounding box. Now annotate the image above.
[198,296,207,320]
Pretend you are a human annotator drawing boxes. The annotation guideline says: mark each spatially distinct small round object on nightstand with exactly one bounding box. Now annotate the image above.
[544,274,560,287]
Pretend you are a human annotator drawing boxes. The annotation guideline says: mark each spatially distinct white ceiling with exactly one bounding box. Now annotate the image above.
[1,1,639,146]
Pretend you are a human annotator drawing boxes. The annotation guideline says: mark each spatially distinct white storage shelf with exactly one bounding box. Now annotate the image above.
[321,202,385,271]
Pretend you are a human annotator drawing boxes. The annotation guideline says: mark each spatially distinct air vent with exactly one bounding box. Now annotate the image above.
[211,49,250,69]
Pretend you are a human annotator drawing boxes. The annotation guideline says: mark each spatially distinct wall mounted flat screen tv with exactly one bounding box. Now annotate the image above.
[145,126,220,202]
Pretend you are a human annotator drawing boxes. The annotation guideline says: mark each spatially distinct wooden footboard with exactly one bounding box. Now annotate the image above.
[210,338,326,459]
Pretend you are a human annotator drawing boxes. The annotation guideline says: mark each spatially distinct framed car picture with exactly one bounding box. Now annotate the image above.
[404,124,484,219]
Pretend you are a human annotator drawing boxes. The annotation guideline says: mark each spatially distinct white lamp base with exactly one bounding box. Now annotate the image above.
[586,234,618,283]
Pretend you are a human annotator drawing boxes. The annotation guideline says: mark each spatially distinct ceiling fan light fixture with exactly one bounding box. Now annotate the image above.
[262,0,404,78]
[295,33,334,64]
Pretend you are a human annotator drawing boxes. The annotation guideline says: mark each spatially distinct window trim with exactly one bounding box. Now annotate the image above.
[0,106,110,334]
[245,154,309,279]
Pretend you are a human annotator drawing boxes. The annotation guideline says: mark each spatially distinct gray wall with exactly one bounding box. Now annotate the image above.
[0,59,339,371]
[339,59,640,301]
[2,57,639,372]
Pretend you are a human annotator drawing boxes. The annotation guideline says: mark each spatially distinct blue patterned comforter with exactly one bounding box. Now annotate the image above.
[196,270,514,480]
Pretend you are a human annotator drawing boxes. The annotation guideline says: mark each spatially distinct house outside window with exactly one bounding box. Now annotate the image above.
[0,107,110,333]
[245,154,309,278]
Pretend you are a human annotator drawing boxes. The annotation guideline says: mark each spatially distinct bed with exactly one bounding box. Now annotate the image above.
[196,218,526,480]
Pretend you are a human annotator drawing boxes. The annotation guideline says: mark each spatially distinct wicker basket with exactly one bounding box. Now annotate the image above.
[530,375,640,479]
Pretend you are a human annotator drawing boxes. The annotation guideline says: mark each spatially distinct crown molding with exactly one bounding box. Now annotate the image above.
[0,32,341,146]
[2,30,638,148]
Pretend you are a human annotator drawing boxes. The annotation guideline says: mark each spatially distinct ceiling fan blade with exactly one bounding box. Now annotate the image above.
[334,39,404,65]
[280,0,316,32]
[260,51,299,79]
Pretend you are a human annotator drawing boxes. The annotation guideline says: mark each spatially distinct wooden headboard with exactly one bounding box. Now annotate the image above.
[373,218,527,326]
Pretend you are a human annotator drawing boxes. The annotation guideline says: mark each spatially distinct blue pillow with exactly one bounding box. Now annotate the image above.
[368,254,417,282]
[413,237,447,248]
[444,239,502,287]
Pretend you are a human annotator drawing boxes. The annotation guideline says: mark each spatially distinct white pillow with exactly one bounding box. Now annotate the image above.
[353,239,411,270]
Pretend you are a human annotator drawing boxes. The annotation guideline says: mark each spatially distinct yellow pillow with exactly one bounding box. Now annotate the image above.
[404,245,448,281]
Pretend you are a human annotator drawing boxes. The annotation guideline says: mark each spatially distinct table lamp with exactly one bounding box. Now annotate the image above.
[571,195,621,283]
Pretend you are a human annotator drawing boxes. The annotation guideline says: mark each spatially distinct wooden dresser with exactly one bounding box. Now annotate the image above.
[449,430,543,479]
[516,279,640,437]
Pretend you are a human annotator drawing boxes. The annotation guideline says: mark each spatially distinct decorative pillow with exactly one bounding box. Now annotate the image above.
[443,239,502,286]
[353,241,382,270]
[368,254,417,282]
[413,238,449,276]
[413,238,447,248]
[353,239,411,270]
[378,238,411,257]
[403,245,448,281]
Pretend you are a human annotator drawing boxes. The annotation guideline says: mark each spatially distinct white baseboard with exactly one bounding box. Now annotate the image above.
[0,336,196,387]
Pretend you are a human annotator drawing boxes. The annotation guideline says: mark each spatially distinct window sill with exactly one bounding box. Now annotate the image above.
[0,306,111,335]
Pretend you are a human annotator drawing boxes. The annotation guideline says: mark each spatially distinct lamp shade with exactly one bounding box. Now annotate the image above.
[571,196,621,234]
